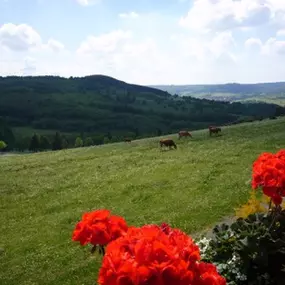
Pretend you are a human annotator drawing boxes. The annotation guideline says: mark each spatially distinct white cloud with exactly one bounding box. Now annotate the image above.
[1,33,284,84]
[22,56,37,75]
[245,36,285,55]
[42,30,171,84]
[0,23,65,53]
[0,27,241,84]
[119,12,139,19]
[277,29,285,36]
[0,23,42,51]
[171,31,236,62]
[245,37,263,49]
[76,0,100,6]
[179,0,272,32]
[180,38,207,60]
[2,6,285,86]
[266,0,285,12]
[209,31,236,58]
[262,37,285,55]
[77,30,131,54]
[46,38,65,52]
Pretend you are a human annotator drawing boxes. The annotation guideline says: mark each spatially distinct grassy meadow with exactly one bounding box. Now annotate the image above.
[193,93,285,106]
[1,117,285,284]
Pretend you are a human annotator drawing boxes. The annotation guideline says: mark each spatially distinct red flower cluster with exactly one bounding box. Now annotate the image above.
[252,150,285,205]
[98,224,226,285]
[72,209,128,246]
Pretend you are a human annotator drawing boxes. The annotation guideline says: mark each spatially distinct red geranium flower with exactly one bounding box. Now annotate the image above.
[252,150,285,205]
[98,224,226,285]
[276,150,285,162]
[72,209,128,246]
[193,262,227,285]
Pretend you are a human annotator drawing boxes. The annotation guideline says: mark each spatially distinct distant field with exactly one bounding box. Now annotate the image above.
[240,96,285,106]
[181,92,235,98]
[152,82,285,106]
[182,92,285,106]
[1,118,285,285]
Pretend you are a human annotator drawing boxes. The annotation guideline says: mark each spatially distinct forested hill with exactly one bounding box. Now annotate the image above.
[151,82,285,103]
[0,75,169,96]
[0,75,285,148]
[152,82,285,95]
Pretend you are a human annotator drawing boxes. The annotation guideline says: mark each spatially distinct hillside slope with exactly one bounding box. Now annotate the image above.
[1,76,284,143]
[152,82,285,103]
[1,117,285,284]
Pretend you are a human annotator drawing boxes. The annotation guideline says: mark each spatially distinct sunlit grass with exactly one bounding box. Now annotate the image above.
[1,118,285,284]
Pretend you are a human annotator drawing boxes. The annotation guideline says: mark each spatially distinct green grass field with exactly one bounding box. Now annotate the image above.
[1,118,285,285]
[182,92,285,106]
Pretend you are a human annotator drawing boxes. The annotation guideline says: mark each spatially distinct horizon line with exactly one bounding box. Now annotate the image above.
[1,74,285,86]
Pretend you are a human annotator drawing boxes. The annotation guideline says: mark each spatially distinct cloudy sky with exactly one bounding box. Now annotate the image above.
[0,0,285,84]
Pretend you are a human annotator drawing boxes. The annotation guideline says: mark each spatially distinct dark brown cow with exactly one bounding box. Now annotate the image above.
[178,130,192,139]
[160,139,177,150]
[209,126,222,136]
[124,138,132,143]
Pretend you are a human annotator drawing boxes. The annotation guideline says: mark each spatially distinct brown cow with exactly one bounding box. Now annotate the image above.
[124,138,132,143]
[160,139,177,150]
[178,131,192,139]
[209,126,222,136]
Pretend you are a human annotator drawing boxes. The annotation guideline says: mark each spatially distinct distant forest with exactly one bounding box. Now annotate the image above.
[1,75,285,151]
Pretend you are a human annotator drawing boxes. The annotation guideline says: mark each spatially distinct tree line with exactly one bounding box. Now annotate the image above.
[0,118,145,152]
[1,75,285,152]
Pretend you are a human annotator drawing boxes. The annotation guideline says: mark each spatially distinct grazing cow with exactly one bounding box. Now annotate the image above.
[125,138,132,143]
[160,139,177,150]
[209,126,222,136]
[178,131,192,139]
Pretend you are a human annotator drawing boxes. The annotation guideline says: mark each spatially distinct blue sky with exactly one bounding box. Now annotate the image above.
[1,0,285,84]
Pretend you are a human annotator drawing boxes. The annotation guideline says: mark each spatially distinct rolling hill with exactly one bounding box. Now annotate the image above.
[1,75,285,151]
[152,82,285,104]
[1,117,285,284]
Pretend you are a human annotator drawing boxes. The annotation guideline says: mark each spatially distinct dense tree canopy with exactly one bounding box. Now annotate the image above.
[0,75,285,152]
[0,140,7,151]
[0,118,15,150]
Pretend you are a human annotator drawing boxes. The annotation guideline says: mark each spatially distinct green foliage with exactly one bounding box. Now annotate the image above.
[14,136,30,152]
[1,76,284,143]
[0,118,15,150]
[0,140,7,150]
[29,133,41,152]
[200,210,285,285]
[61,136,69,149]
[52,132,63,150]
[75,137,83,148]
[103,137,110,144]
[84,137,93,147]
[39,135,51,150]
[92,134,104,145]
